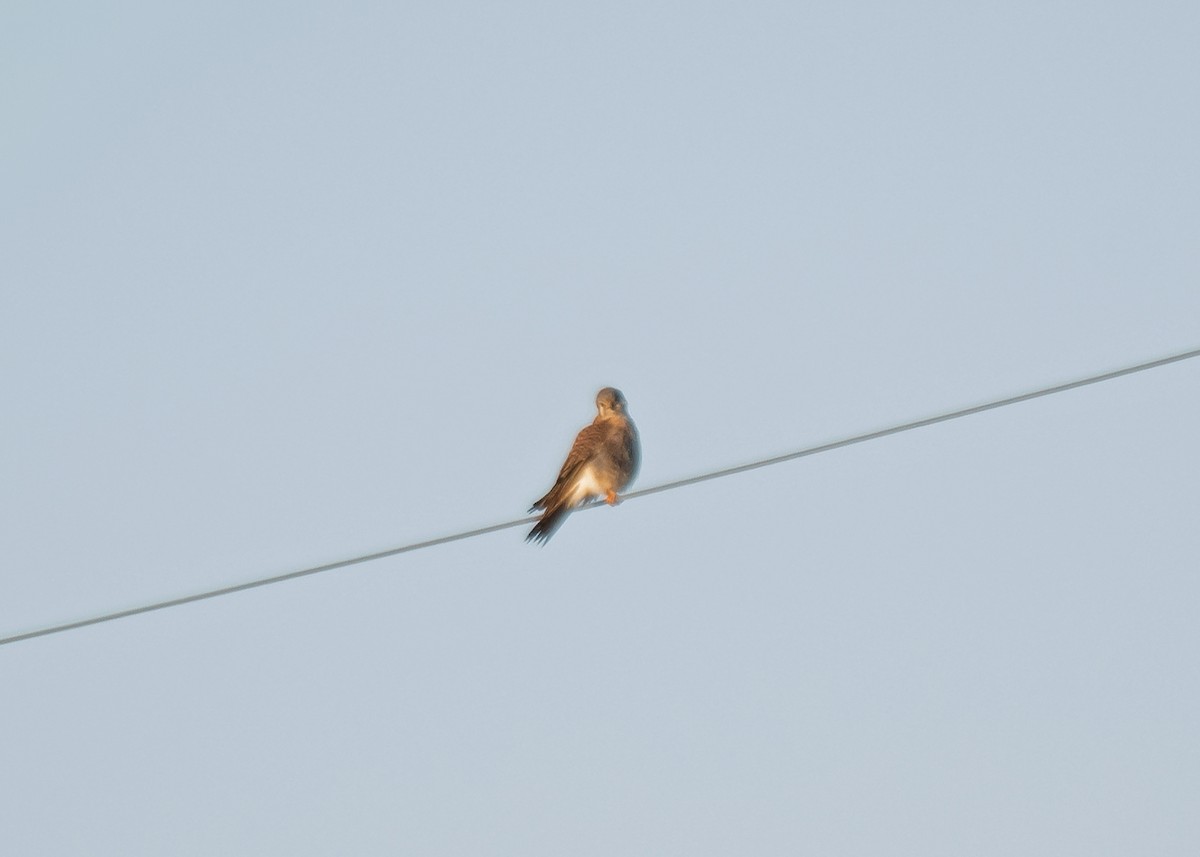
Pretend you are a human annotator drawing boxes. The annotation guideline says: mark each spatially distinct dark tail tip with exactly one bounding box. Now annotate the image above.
[526,506,568,545]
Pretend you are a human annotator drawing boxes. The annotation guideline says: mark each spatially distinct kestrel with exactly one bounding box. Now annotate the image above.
[527,387,641,544]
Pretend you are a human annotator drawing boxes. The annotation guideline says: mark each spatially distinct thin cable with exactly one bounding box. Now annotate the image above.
[625,345,1200,500]
[3,345,1198,647]
[0,516,540,647]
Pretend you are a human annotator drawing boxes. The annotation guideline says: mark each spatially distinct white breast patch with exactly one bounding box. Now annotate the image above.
[568,465,605,506]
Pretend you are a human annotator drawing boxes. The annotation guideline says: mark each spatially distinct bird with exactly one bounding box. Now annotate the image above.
[527,387,641,544]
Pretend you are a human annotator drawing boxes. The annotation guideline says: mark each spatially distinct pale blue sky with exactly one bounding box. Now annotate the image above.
[2,2,1198,854]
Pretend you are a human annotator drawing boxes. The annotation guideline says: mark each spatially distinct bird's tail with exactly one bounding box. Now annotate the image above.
[526,503,570,545]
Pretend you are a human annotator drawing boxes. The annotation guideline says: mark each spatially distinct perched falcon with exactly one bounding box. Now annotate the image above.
[527,387,641,544]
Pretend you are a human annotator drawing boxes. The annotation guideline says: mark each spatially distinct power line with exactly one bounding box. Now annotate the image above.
[0,516,541,648]
[3,345,1198,648]
[625,345,1200,500]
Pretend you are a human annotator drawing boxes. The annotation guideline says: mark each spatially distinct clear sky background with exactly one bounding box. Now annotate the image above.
[2,2,1198,854]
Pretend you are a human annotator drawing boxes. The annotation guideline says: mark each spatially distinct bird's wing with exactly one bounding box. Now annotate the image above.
[530,421,606,511]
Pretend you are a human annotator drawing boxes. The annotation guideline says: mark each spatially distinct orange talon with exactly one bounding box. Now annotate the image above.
[606,489,619,506]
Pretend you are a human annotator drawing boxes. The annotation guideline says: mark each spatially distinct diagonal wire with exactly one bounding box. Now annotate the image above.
[2,345,1198,648]
[0,516,541,647]
[624,345,1200,500]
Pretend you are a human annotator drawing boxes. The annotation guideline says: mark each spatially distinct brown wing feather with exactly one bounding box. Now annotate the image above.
[529,422,606,512]
[526,422,608,544]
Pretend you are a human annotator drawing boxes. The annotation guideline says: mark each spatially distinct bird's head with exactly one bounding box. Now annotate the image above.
[596,387,627,416]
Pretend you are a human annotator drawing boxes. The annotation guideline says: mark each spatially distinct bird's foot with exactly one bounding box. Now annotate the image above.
[606,490,619,506]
